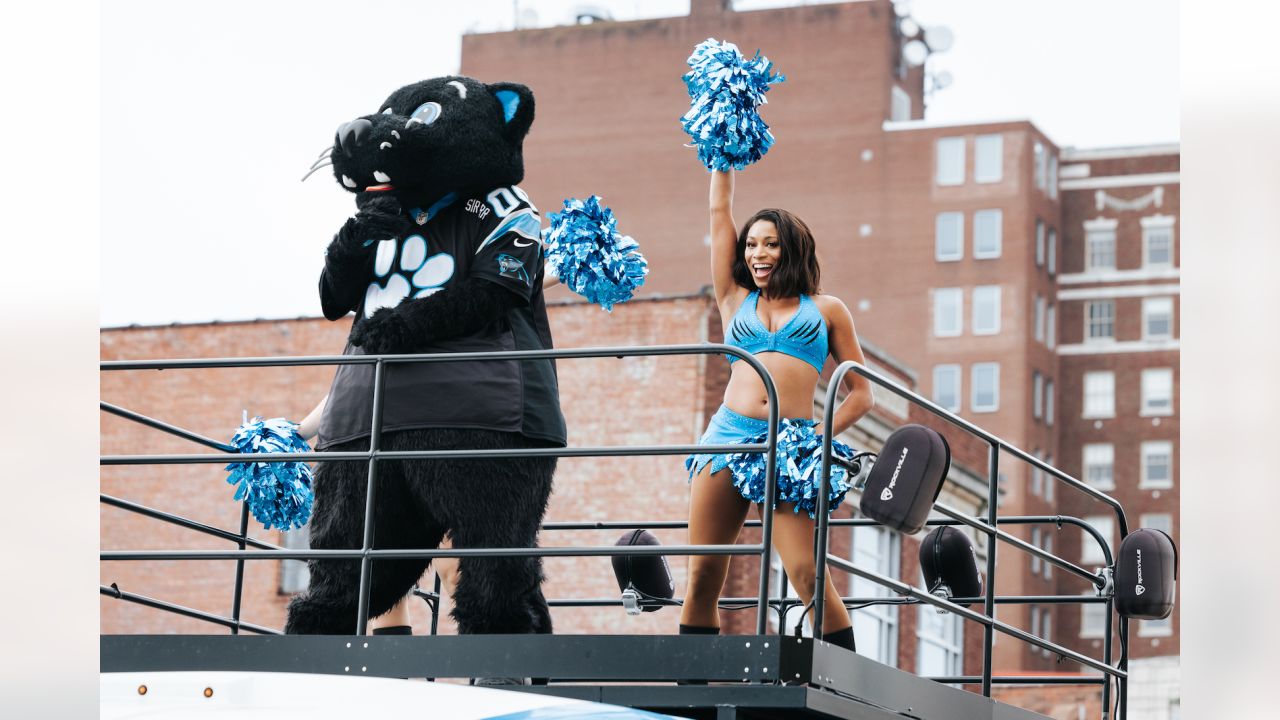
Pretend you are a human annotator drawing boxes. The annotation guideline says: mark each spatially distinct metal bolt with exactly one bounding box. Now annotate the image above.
[137,685,147,696]
[745,641,751,648]
[361,666,367,672]
[203,688,213,698]
[363,642,368,648]
[346,642,351,648]
[743,667,750,673]
[344,666,350,672]
[763,667,769,673]
[764,642,770,648]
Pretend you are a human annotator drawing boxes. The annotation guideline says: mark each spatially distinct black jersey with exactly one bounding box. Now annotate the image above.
[316,187,567,449]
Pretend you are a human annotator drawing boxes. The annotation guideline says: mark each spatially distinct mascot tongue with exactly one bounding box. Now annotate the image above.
[364,183,394,192]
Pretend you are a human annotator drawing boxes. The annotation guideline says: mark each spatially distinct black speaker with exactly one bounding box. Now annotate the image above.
[919,526,982,606]
[859,424,951,534]
[1114,528,1177,619]
[611,530,675,613]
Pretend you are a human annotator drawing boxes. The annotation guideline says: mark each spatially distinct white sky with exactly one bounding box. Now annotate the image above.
[100,0,1179,327]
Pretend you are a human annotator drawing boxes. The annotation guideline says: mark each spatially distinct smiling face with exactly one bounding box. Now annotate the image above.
[744,219,782,290]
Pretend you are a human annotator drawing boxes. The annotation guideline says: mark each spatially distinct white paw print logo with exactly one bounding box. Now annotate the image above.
[363,235,454,318]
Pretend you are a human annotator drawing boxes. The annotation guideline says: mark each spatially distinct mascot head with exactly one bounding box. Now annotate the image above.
[326,76,534,205]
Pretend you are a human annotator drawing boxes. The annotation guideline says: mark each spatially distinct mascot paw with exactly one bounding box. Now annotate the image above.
[355,192,412,241]
[350,307,415,355]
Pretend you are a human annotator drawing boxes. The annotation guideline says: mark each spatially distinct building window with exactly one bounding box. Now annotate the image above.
[1142,216,1176,268]
[1141,368,1174,416]
[1141,513,1174,535]
[1083,515,1114,565]
[973,209,1003,259]
[933,288,963,337]
[1083,371,1115,418]
[1044,456,1054,502]
[1047,228,1057,275]
[1045,304,1056,350]
[936,137,965,186]
[1033,141,1047,190]
[1083,444,1115,490]
[1045,379,1055,425]
[933,364,962,412]
[1141,440,1174,489]
[280,527,311,594]
[1039,609,1053,656]
[917,603,964,677]
[1032,371,1043,419]
[1030,527,1042,574]
[1086,226,1117,271]
[1081,596,1107,639]
[891,85,912,122]
[1043,535,1053,579]
[1086,300,1115,342]
[1035,220,1045,267]
[935,212,964,261]
[1140,615,1173,637]
[1030,449,1043,496]
[1033,295,1045,342]
[851,524,901,665]
[972,285,1001,335]
[1048,155,1059,199]
[975,133,1003,183]
[971,363,1000,412]
[1143,297,1174,340]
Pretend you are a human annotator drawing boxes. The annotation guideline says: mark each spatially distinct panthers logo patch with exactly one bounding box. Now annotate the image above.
[497,253,530,285]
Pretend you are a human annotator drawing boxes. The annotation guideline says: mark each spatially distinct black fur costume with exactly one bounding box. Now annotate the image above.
[284,77,565,636]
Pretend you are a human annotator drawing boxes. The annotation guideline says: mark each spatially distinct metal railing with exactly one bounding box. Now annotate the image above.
[101,347,1133,718]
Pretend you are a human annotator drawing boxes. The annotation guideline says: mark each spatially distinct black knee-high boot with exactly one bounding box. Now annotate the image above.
[822,626,856,652]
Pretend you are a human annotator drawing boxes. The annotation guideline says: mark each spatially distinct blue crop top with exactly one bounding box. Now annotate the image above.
[725,291,829,372]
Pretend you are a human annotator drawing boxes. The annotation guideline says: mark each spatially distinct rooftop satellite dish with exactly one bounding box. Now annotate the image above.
[898,18,920,38]
[933,70,954,90]
[925,25,954,53]
[572,3,613,24]
[519,8,538,28]
[893,1,912,18]
[902,40,928,67]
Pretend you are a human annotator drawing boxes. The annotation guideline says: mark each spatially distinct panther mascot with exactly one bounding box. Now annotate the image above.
[284,76,565,638]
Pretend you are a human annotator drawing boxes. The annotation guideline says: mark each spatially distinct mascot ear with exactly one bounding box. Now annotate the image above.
[487,82,535,143]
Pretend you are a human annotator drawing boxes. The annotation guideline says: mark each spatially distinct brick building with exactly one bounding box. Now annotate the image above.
[101,1,1177,716]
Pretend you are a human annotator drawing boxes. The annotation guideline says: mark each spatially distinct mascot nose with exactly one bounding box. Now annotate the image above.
[336,118,374,158]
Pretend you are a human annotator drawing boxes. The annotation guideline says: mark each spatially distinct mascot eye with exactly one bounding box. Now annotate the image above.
[407,102,442,127]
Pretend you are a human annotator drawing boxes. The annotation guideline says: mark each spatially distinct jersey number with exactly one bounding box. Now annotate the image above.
[486,186,532,218]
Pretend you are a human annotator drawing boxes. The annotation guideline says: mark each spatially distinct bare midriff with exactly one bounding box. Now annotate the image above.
[723,351,820,421]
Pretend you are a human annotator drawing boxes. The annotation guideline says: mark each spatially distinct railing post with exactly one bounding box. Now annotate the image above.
[811,365,844,638]
[754,391,780,635]
[981,442,999,697]
[354,359,387,635]
[228,503,250,634]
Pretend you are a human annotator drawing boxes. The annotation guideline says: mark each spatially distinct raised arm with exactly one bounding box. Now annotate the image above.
[709,169,742,308]
[818,297,875,437]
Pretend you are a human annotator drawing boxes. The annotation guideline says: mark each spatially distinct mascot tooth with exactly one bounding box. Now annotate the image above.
[285,76,565,638]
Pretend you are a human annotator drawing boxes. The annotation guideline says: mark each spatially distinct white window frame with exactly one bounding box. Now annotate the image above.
[1035,220,1045,267]
[1047,228,1057,275]
[1042,535,1053,580]
[973,209,1003,259]
[1048,154,1059,199]
[1080,596,1107,639]
[975,133,1004,184]
[917,602,965,677]
[1030,527,1042,574]
[971,362,1000,413]
[1085,218,1118,272]
[933,288,963,337]
[1045,304,1056,350]
[1082,515,1114,566]
[1086,300,1116,343]
[1141,215,1176,269]
[972,285,1001,335]
[1033,295,1045,342]
[1141,368,1175,417]
[891,85,912,122]
[1140,440,1175,489]
[1030,451,1043,497]
[851,525,901,665]
[1140,513,1173,535]
[1044,456,1055,503]
[1032,371,1043,419]
[1083,443,1115,491]
[1083,371,1115,419]
[1143,297,1175,341]
[1033,141,1047,190]
[935,212,964,261]
[1045,379,1055,426]
[936,137,965,186]
[1039,609,1053,656]
[1139,615,1173,637]
[932,364,962,412]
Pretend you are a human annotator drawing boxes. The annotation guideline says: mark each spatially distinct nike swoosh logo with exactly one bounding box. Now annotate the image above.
[513,239,535,247]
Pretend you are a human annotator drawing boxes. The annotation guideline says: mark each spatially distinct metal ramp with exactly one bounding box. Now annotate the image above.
[101,345,1133,720]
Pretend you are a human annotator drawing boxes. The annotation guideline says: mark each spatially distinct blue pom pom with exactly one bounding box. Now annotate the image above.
[681,38,786,171]
[225,415,314,531]
[543,196,649,311]
[725,419,853,518]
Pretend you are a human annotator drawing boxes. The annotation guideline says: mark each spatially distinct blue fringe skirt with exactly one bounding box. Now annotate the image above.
[685,405,856,518]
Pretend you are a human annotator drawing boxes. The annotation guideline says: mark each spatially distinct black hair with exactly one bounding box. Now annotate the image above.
[732,208,821,298]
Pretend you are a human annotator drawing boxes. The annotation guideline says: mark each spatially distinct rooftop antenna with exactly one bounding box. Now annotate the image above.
[925,25,954,53]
